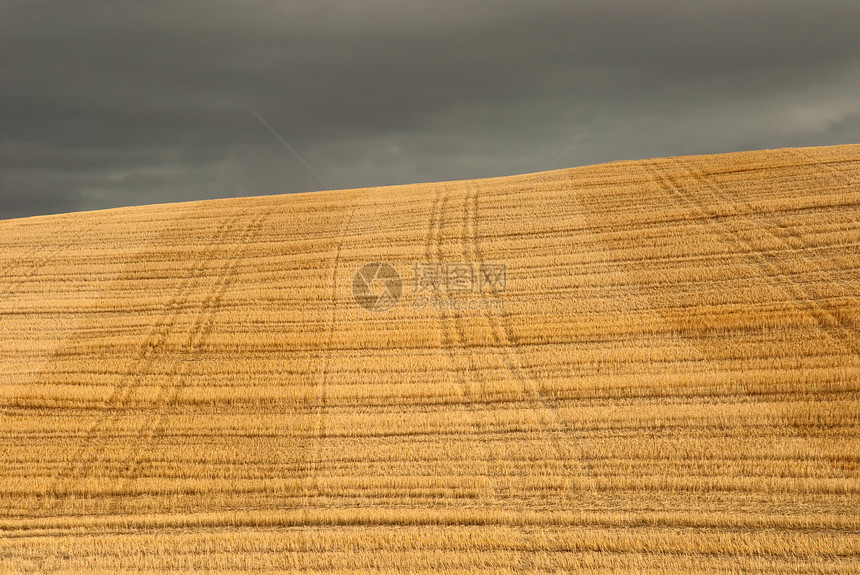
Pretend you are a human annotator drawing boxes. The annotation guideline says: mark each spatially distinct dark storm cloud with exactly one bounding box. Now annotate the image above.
[2,0,859,219]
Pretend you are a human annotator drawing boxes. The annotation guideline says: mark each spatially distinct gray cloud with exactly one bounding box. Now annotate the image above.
[2,0,859,219]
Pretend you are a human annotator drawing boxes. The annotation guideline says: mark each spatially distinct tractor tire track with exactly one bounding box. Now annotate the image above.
[111,211,270,500]
[303,208,356,508]
[0,220,95,301]
[468,179,601,495]
[645,157,858,487]
[424,186,495,502]
[455,185,496,506]
[46,210,246,503]
[787,147,860,188]
[661,157,860,359]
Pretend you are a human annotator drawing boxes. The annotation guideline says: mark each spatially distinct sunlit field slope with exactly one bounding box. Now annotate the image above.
[1,144,859,573]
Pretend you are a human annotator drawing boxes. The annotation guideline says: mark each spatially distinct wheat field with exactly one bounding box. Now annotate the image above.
[0,144,858,573]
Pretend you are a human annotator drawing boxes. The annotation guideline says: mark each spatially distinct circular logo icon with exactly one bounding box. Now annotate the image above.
[352,261,402,312]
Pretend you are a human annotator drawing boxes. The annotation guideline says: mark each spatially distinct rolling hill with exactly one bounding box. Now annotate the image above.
[1,144,859,573]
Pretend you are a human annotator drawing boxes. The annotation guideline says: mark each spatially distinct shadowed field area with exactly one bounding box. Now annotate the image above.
[1,144,859,573]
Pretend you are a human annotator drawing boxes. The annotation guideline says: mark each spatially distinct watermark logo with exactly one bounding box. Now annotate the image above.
[352,261,506,312]
[414,262,506,294]
[412,261,506,311]
[352,261,402,312]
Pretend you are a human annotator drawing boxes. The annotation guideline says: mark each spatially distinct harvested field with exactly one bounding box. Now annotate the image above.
[1,144,859,572]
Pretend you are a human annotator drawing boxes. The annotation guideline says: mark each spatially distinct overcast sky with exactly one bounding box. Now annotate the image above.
[2,1,859,220]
